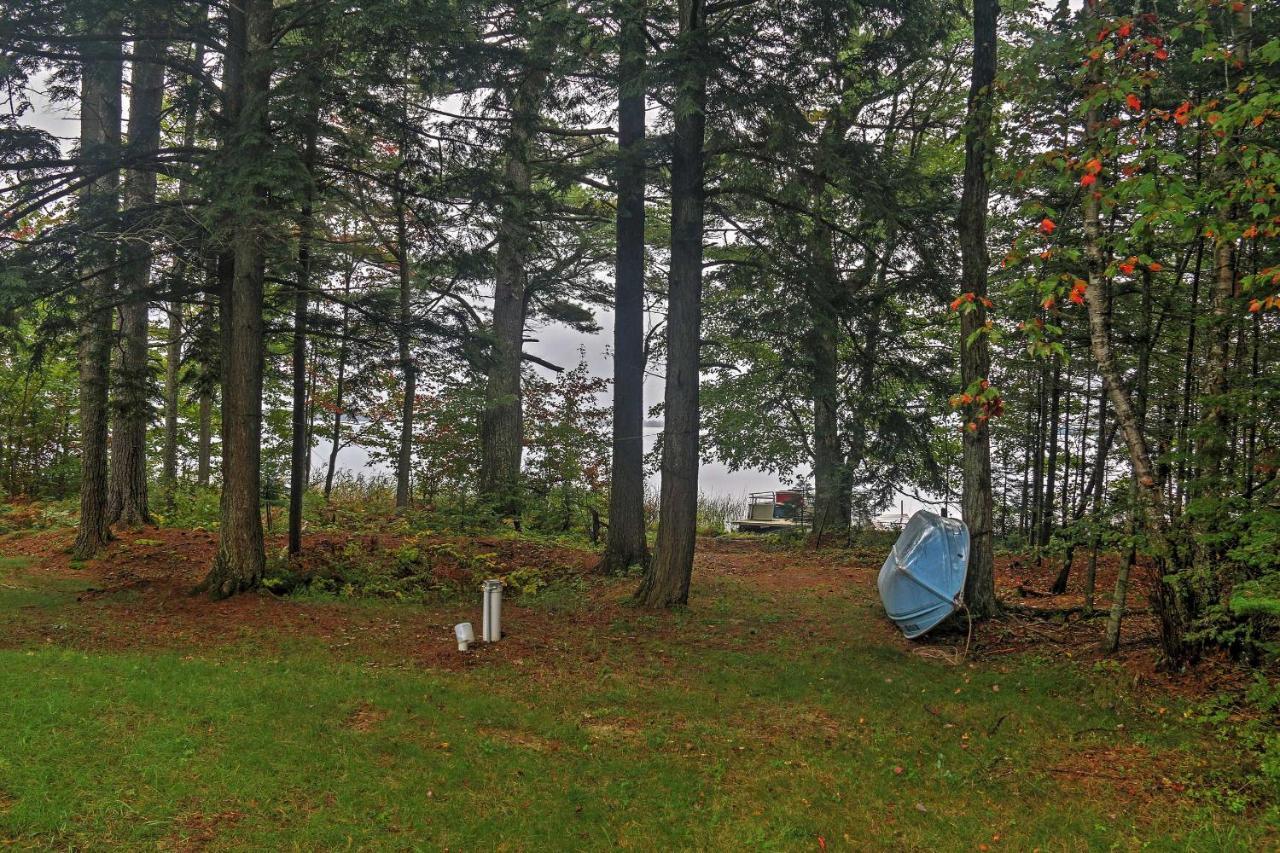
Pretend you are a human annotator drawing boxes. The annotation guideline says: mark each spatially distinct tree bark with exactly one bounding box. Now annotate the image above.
[107,22,167,529]
[1198,5,1251,493]
[479,58,548,517]
[1080,109,1168,651]
[636,0,707,608]
[72,15,123,560]
[601,0,650,573]
[807,117,851,545]
[809,283,843,544]
[956,0,998,617]
[198,0,273,598]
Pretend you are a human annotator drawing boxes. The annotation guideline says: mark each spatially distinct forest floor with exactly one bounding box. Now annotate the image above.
[0,523,1274,849]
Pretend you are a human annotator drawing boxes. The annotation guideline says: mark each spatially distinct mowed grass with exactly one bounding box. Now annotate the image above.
[0,551,1266,850]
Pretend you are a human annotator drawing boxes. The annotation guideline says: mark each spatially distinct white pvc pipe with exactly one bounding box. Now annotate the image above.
[455,621,475,652]
[481,579,503,642]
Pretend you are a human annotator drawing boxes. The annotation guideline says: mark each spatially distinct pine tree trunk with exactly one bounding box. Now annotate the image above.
[807,221,846,544]
[198,0,272,598]
[806,115,851,545]
[479,63,547,517]
[107,25,167,529]
[956,0,998,617]
[841,305,883,525]
[72,15,123,560]
[636,0,706,608]
[601,0,650,574]
[810,298,843,544]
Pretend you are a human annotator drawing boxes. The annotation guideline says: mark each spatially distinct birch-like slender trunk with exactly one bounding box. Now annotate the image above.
[288,119,319,554]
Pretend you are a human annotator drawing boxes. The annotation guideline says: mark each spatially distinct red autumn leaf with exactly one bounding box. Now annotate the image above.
[1248,299,1262,313]
[1080,174,1097,187]
[1125,93,1142,112]
[1148,261,1163,272]
[1155,48,1169,60]
[1040,218,1056,235]
[1117,23,1132,38]
[1085,158,1103,174]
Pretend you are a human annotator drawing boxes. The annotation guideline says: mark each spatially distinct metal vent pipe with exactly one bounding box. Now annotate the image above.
[482,579,503,642]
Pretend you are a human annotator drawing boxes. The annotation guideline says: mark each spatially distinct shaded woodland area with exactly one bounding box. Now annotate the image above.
[4,1,1280,846]
[0,0,1277,666]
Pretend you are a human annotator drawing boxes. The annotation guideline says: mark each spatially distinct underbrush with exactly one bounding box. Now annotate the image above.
[0,498,78,534]
[1190,673,1280,822]
[262,534,591,607]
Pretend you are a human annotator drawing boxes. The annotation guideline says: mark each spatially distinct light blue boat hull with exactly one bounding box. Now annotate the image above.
[878,511,970,639]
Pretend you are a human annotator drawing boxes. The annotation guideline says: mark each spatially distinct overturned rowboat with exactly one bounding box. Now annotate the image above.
[878,511,970,639]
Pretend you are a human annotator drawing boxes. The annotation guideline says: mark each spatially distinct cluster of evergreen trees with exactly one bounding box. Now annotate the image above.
[1,1,1277,663]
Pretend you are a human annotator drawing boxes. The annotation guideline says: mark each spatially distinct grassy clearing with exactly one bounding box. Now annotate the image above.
[0,555,87,610]
[0,540,1270,849]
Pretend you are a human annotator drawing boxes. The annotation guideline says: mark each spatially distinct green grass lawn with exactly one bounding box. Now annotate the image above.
[0,545,1270,850]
